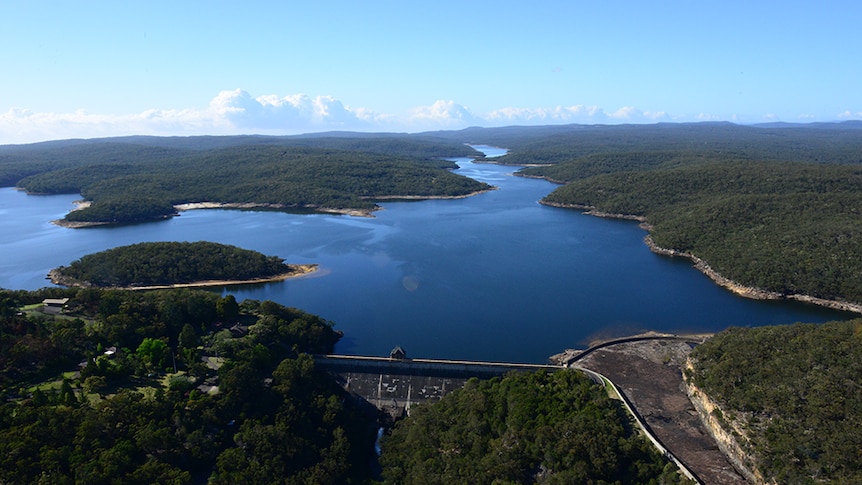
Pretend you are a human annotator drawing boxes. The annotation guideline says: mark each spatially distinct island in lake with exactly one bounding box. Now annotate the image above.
[48,241,316,289]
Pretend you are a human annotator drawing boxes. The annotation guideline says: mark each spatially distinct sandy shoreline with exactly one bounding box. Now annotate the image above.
[174,202,376,218]
[54,190,498,227]
[542,200,862,315]
[48,264,318,291]
[50,203,376,227]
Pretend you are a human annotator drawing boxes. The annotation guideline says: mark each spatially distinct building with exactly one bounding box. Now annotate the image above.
[42,298,70,315]
[389,346,407,360]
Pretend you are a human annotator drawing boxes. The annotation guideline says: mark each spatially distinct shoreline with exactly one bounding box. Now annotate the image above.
[47,264,319,291]
[52,219,114,228]
[542,200,862,315]
[174,202,377,218]
[362,187,497,201]
[512,172,567,184]
[476,161,553,168]
[52,189,497,227]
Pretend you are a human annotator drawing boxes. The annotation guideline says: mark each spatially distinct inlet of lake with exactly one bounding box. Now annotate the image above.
[1,146,854,363]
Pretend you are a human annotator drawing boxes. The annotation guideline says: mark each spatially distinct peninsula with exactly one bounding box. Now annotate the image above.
[7,137,491,226]
[510,123,862,311]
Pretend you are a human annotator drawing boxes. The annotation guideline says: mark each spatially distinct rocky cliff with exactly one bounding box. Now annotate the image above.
[683,359,766,484]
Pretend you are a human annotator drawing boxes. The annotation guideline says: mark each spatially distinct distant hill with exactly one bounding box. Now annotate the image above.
[3,136,490,225]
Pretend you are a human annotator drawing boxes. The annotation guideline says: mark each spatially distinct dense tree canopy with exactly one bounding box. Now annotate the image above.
[3,136,488,224]
[0,286,692,483]
[687,321,862,484]
[541,160,862,303]
[490,123,862,306]
[0,287,366,483]
[53,242,295,288]
[380,369,685,484]
[499,122,862,167]
[6,123,862,482]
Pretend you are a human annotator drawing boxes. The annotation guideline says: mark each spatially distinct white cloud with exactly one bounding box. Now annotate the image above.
[208,89,369,130]
[1,90,858,145]
[0,106,228,144]
[407,100,479,129]
[485,104,671,125]
[607,106,670,122]
[0,89,380,144]
[696,112,721,121]
[486,105,606,124]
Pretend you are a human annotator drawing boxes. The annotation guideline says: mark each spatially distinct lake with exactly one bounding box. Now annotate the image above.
[0,147,853,362]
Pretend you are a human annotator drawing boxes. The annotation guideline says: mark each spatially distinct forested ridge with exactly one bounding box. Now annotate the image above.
[686,321,862,484]
[0,133,478,185]
[502,122,862,306]
[53,242,296,288]
[3,136,488,225]
[498,122,862,166]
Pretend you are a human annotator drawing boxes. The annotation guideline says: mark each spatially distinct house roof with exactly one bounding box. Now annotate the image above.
[43,298,70,306]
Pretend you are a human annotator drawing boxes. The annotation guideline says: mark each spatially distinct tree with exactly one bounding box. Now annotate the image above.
[59,379,77,406]
[216,295,239,322]
[178,323,198,350]
[83,375,107,396]
[136,338,168,371]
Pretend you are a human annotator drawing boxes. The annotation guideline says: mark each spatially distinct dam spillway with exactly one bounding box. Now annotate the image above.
[313,354,561,417]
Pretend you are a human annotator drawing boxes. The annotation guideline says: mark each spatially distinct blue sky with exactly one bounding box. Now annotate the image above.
[1,1,860,144]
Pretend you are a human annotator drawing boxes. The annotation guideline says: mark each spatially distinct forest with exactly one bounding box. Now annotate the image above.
[0,287,682,483]
[0,287,369,483]
[380,369,685,484]
[492,121,862,167]
[4,121,862,481]
[503,122,862,306]
[2,136,488,225]
[52,242,298,288]
[685,320,862,483]
[0,133,479,186]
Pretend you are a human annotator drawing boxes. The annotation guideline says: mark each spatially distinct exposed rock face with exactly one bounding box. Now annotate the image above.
[47,268,92,288]
[542,201,862,315]
[683,360,766,484]
[646,235,862,314]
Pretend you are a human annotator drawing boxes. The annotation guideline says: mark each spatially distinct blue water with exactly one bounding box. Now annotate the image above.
[0,148,853,362]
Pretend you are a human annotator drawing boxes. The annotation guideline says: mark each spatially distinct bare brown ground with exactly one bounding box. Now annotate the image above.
[577,340,748,485]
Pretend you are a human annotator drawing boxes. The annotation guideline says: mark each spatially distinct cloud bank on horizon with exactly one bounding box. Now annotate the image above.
[4,89,858,145]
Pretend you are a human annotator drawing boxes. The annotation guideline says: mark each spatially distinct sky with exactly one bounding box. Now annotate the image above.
[1,1,860,144]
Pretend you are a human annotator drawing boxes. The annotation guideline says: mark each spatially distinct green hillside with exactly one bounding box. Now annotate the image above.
[5,140,488,225]
[686,321,862,483]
